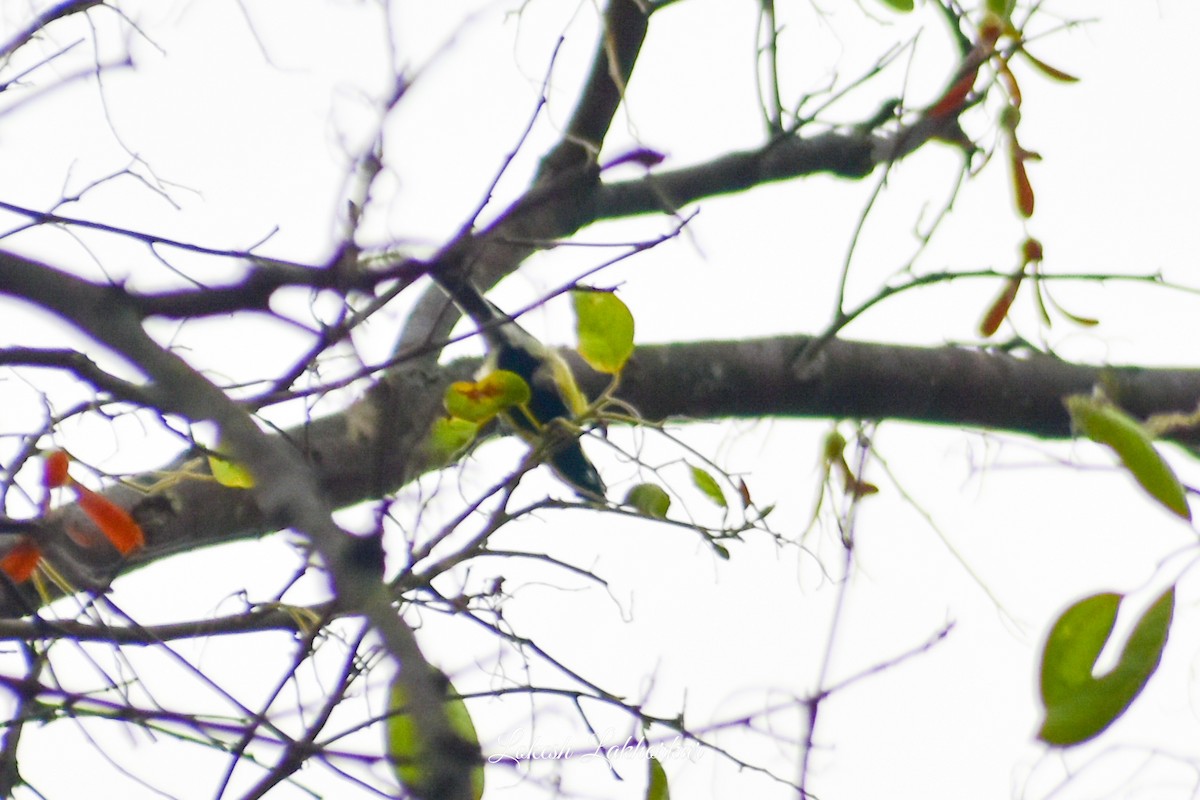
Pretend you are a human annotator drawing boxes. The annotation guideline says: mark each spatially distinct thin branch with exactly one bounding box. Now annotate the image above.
[0,0,103,61]
[0,249,478,800]
[0,604,328,644]
[0,348,155,405]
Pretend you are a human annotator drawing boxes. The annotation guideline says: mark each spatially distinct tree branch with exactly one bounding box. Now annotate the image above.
[537,0,650,177]
[0,249,479,800]
[0,347,155,405]
[601,337,1200,440]
[0,0,103,61]
[9,333,1198,616]
[592,130,877,218]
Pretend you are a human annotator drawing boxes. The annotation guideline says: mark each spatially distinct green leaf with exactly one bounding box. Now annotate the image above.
[208,453,255,489]
[427,417,480,465]
[573,290,635,374]
[386,675,484,800]
[1038,587,1174,746]
[625,483,671,519]
[646,755,670,800]
[445,370,532,423]
[821,430,848,465]
[1065,395,1191,520]
[985,0,1015,21]
[690,465,727,509]
[876,0,914,11]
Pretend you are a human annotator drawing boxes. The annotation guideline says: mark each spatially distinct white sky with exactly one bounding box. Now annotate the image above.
[1,1,1200,799]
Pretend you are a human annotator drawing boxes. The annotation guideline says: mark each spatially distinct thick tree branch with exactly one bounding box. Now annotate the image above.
[395,49,955,367]
[592,131,877,217]
[15,334,1200,605]
[537,0,650,177]
[8,267,1199,609]
[10,329,1200,599]
[395,0,651,360]
[602,337,1200,440]
[0,250,479,800]
[1,247,1194,799]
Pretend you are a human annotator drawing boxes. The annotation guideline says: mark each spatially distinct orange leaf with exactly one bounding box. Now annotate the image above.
[978,14,1005,47]
[834,453,878,498]
[998,60,1022,107]
[737,478,752,509]
[927,70,978,119]
[1011,148,1035,218]
[846,476,880,498]
[980,274,1024,337]
[43,450,70,489]
[927,22,1002,121]
[1022,237,1044,265]
[0,538,41,583]
[73,485,144,555]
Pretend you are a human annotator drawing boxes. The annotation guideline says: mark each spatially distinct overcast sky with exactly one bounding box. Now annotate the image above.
[2,2,1199,799]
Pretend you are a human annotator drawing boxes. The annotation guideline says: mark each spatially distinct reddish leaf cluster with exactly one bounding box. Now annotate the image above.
[1,450,145,584]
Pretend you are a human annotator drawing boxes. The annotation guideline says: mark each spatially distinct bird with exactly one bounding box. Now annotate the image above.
[435,273,606,499]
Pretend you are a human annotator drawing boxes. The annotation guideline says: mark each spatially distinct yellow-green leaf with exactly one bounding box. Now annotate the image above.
[876,0,913,10]
[545,350,590,417]
[386,675,484,800]
[573,290,635,374]
[445,370,532,423]
[208,453,255,488]
[427,417,480,465]
[646,755,670,800]
[985,0,1015,21]
[821,430,848,465]
[1065,395,1191,520]
[625,483,671,519]
[1038,587,1174,746]
[690,465,727,509]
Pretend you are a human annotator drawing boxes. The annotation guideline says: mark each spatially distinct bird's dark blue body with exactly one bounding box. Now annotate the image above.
[493,335,605,498]
[438,274,605,498]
